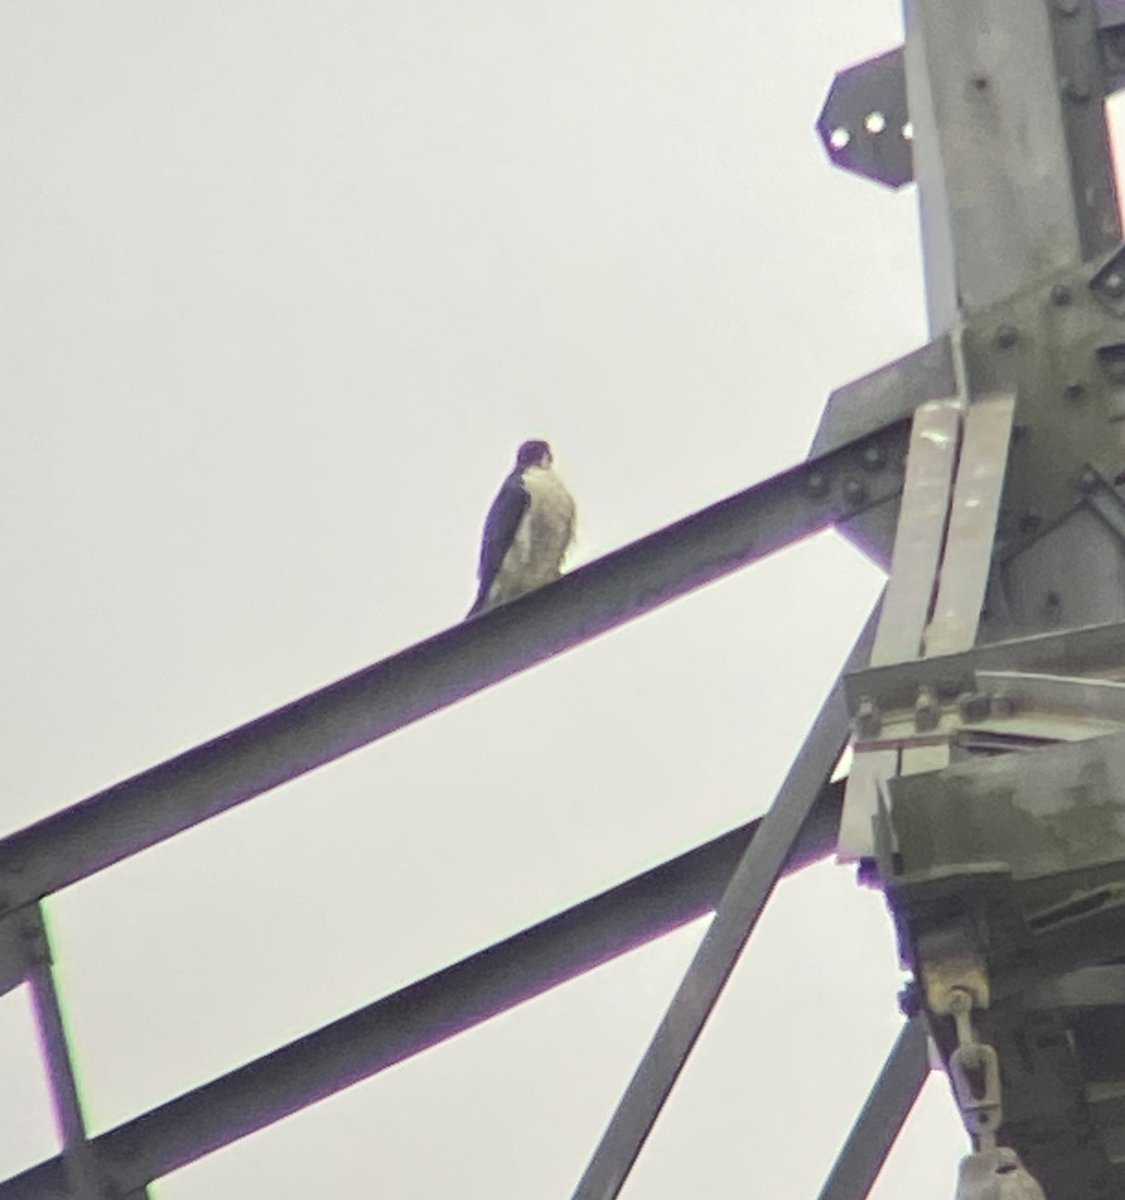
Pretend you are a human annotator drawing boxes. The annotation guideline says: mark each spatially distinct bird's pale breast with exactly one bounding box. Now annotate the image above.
[488,465,575,604]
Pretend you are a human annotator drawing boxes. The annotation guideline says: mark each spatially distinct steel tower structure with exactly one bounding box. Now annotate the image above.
[6,0,1125,1197]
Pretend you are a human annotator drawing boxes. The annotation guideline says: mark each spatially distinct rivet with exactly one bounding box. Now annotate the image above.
[995,325,1019,349]
[843,477,867,505]
[1104,272,1125,298]
[1064,380,1087,401]
[1051,282,1073,306]
[914,685,941,732]
[861,444,886,471]
[1077,467,1099,493]
[805,470,828,498]
[1020,511,1042,534]
[855,697,882,738]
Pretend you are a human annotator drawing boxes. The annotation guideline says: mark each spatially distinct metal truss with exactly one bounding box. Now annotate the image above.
[12,0,1125,1196]
[0,421,909,1199]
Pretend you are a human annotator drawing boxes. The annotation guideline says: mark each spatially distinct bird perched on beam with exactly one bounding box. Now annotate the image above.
[468,439,576,616]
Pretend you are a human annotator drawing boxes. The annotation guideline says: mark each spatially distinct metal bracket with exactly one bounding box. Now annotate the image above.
[821,1,1125,192]
[817,48,913,189]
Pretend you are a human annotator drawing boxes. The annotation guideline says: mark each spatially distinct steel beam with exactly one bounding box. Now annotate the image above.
[845,616,1125,714]
[816,1019,932,1200]
[0,419,907,919]
[904,0,1097,332]
[19,907,103,1199]
[0,782,846,1199]
[569,605,880,1200]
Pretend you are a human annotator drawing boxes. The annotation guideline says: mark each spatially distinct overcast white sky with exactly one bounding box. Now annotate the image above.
[4,1,1099,1196]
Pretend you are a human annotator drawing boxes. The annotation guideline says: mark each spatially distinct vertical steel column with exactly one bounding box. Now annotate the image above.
[903,0,1116,334]
[569,604,880,1200]
[19,906,103,1199]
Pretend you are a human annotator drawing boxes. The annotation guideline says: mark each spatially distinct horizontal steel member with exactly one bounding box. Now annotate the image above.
[0,419,908,917]
[0,783,844,1198]
[845,618,1125,715]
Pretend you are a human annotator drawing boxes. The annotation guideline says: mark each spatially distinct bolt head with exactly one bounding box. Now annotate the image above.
[1064,380,1087,401]
[805,470,828,498]
[1051,282,1073,306]
[861,444,886,471]
[854,697,882,738]
[957,691,991,722]
[1105,272,1125,298]
[843,477,867,505]
[914,686,941,732]
[995,325,1019,349]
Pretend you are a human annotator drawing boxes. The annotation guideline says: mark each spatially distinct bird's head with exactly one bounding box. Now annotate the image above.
[516,439,552,469]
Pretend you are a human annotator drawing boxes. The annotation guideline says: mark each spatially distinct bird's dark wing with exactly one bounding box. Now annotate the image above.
[468,471,529,615]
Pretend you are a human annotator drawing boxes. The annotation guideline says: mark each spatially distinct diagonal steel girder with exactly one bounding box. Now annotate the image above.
[569,603,880,1200]
[0,417,907,919]
[816,1019,931,1200]
[0,782,848,1199]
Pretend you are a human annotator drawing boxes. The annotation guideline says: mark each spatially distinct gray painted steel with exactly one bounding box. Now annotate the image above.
[846,616,1125,714]
[569,606,880,1200]
[816,1020,931,1200]
[9,0,1125,1190]
[0,420,907,922]
[904,0,1092,332]
[20,908,103,1200]
[0,784,847,1199]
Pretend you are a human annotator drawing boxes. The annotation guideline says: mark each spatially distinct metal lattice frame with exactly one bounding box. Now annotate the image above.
[8,0,1125,1196]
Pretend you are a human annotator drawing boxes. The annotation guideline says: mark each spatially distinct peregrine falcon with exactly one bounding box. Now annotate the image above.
[468,439,576,616]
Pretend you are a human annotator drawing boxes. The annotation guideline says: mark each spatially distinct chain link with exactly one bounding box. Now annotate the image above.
[947,987,1003,1152]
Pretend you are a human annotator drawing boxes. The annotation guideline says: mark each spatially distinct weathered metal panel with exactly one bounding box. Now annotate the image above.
[999,506,1125,635]
[839,401,962,859]
[926,395,1015,656]
[891,728,1125,882]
